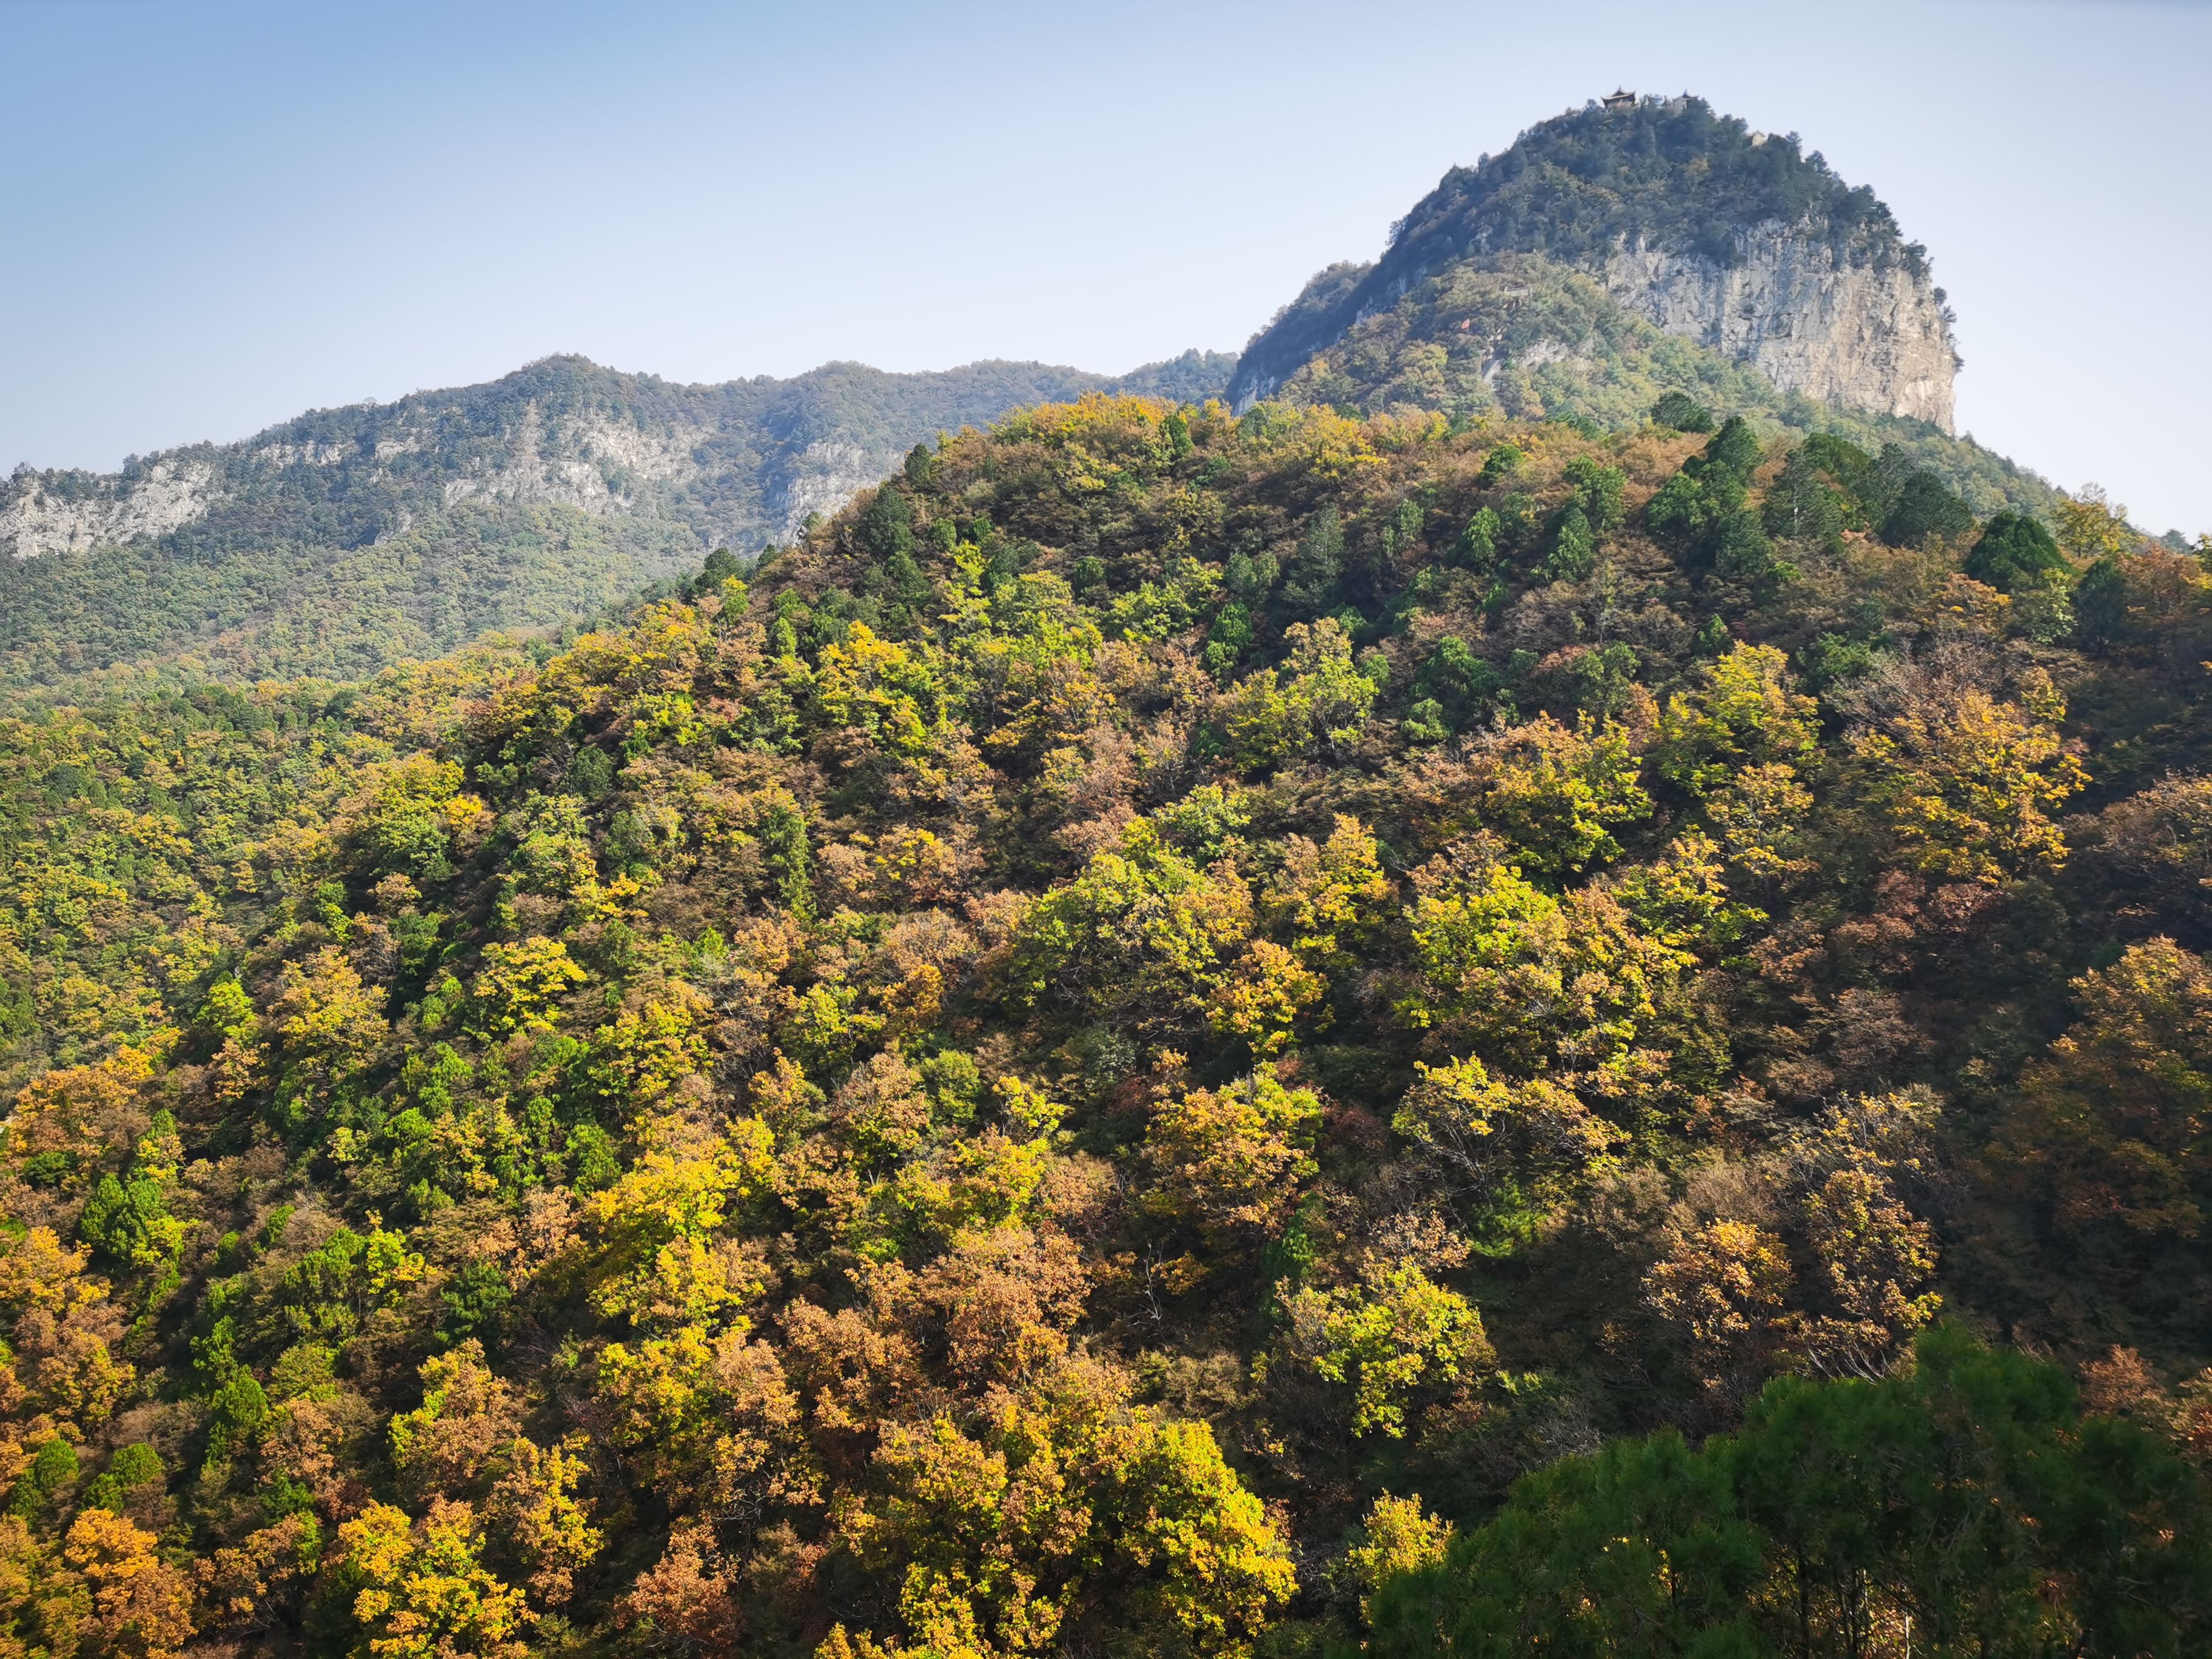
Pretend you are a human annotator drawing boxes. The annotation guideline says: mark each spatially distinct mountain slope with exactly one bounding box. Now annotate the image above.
[0,350,1232,688]
[1231,94,1958,429]
[1,394,2208,1655]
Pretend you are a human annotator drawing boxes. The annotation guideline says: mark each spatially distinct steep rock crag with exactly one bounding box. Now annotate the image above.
[1603,225,1954,429]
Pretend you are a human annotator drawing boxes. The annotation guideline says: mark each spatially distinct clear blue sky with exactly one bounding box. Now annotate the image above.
[5,0,2208,533]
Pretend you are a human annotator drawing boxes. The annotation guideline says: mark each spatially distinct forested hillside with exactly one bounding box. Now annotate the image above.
[0,390,2208,1656]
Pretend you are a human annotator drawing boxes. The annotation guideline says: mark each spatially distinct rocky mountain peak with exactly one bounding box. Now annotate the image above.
[1230,95,1959,430]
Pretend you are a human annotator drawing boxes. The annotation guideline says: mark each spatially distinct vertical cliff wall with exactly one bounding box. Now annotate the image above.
[1603,225,1956,430]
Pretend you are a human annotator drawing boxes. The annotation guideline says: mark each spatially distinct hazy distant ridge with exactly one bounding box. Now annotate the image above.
[0,350,1232,686]
[2,350,1233,563]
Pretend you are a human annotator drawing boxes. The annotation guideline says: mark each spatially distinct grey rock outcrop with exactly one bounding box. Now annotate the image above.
[1,457,220,559]
[1602,226,1956,430]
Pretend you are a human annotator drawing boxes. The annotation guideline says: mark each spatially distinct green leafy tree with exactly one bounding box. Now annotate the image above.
[1880,469,1976,547]
[1369,1329,2212,1658]
[1650,391,1714,433]
[1965,511,2066,590]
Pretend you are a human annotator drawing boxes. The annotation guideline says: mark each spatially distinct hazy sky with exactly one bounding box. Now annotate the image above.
[5,0,2208,532]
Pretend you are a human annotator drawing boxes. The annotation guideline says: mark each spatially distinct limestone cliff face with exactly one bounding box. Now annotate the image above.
[428,405,720,519]
[0,457,220,558]
[0,404,738,565]
[1601,225,1956,430]
[767,440,891,533]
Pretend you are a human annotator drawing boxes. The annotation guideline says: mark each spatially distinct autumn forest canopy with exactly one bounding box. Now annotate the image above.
[4,375,2212,1659]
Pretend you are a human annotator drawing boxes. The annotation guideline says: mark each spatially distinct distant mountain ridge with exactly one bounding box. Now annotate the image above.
[2,350,1232,563]
[1230,95,1959,429]
[0,350,1231,686]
